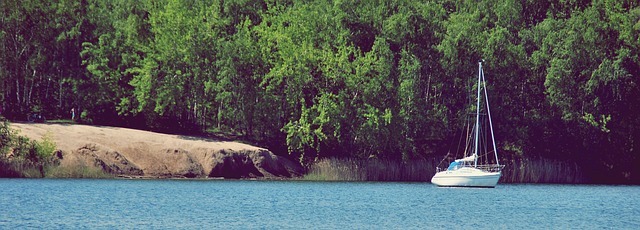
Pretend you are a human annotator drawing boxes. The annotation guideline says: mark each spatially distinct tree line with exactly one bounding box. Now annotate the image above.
[1,0,639,183]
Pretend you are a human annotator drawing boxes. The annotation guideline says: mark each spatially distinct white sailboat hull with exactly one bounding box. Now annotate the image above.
[432,62,503,188]
[431,167,501,188]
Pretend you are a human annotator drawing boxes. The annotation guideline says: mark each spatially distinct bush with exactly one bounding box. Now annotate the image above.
[0,119,58,178]
[36,132,56,159]
[0,118,12,154]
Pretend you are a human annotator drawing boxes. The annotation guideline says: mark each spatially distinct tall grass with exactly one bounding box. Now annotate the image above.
[0,159,43,178]
[1,158,114,178]
[0,160,21,177]
[304,158,437,182]
[500,158,585,184]
[45,164,112,179]
[305,157,585,183]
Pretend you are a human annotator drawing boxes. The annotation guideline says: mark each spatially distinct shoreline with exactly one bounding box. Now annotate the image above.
[7,122,304,179]
[2,176,637,186]
[5,123,637,185]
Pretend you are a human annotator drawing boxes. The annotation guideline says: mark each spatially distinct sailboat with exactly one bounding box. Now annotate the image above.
[431,61,504,188]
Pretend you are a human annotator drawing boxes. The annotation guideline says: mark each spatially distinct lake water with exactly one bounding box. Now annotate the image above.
[1,179,638,229]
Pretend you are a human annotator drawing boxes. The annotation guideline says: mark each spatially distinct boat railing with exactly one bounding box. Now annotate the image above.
[476,164,505,172]
[435,164,504,173]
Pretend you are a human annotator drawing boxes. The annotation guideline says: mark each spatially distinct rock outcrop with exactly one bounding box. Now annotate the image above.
[74,143,144,176]
[204,148,302,178]
[12,123,303,179]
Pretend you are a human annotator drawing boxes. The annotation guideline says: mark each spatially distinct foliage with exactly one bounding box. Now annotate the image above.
[45,164,111,178]
[35,132,56,160]
[2,0,640,183]
[0,119,57,177]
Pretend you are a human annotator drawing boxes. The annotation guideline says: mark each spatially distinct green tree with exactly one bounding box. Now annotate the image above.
[1,0,59,117]
[538,1,640,182]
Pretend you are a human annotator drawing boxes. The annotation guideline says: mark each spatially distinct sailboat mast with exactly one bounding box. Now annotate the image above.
[482,65,500,166]
[473,62,482,168]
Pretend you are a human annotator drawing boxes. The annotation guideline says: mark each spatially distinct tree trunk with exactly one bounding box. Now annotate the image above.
[15,79,21,106]
[59,80,63,109]
[217,100,223,129]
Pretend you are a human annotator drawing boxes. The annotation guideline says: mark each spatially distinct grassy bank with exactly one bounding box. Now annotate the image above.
[1,118,113,178]
[304,157,585,183]
[44,164,113,179]
[1,118,48,178]
[0,159,45,178]
[1,160,114,178]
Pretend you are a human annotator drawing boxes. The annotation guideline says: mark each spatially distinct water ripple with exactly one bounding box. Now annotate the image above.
[0,179,638,229]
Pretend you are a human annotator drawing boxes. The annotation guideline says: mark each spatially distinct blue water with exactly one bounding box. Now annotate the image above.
[1,179,638,229]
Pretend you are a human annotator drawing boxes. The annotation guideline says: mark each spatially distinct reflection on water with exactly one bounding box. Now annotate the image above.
[0,179,638,229]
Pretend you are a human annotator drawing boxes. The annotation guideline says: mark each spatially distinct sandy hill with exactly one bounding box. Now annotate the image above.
[10,122,303,179]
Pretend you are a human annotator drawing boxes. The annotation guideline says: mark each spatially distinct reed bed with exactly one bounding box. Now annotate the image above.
[500,158,585,184]
[1,158,112,178]
[305,158,437,182]
[305,157,585,183]
[44,165,112,179]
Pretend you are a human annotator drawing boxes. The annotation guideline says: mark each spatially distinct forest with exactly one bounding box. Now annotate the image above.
[1,0,639,183]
